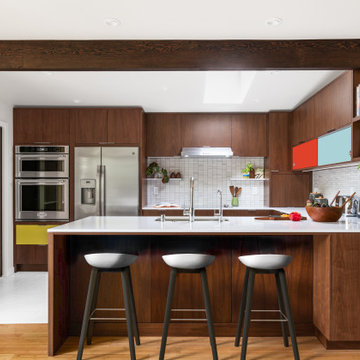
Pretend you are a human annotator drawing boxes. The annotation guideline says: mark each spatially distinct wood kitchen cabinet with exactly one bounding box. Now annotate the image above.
[268,112,291,172]
[73,108,143,145]
[269,173,312,207]
[72,109,108,144]
[14,108,70,145]
[146,113,183,156]
[182,114,232,147]
[107,108,142,144]
[290,71,352,146]
[231,114,267,156]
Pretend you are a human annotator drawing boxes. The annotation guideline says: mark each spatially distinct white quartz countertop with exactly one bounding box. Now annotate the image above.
[48,214,360,235]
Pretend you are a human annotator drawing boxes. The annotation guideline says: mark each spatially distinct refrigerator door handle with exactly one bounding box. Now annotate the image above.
[100,165,106,216]
[97,165,102,216]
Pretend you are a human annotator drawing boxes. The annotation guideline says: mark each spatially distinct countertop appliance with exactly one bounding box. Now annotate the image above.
[15,145,69,178]
[15,145,69,221]
[74,147,139,220]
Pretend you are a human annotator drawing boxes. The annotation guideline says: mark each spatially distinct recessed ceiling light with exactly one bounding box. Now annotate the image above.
[266,17,283,26]
[104,17,121,27]
[73,99,81,104]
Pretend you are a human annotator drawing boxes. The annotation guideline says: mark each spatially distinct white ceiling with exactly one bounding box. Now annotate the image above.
[0,71,343,112]
[0,0,359,40]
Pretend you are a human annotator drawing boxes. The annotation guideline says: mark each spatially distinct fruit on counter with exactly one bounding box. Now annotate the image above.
[281,214,289,217]
[289,212,302,221]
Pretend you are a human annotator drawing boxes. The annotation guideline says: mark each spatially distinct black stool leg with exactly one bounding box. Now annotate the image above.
[77,268,99,360]
[121,270,136,360]
[126,267,140,346]
[240,269,255,360]
[200,269,218,360]
[86,270,101,345]
[275,272,289,347]
[159,268,177,360]
[279,269,300,360]
[235,267,249,347]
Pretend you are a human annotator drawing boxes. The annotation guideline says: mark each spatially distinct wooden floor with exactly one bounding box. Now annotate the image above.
[0,325,360,359]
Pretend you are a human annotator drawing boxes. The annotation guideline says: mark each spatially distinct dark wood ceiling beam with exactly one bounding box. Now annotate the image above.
[1,39,360,70]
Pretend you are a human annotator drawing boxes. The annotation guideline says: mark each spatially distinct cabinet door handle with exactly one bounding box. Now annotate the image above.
[271,170,279,173]
[98,142,115,145]
[326,128,336,134]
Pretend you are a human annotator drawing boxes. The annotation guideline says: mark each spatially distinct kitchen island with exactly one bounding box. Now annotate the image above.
[48,215,360,355]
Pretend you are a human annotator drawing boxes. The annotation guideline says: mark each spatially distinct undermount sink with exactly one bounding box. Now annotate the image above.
[155,216,229,222]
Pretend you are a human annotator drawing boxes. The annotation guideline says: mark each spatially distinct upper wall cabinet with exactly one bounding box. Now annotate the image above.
[318,126,351,166]
[231,114,267,156]
[72,109,108,144]
[108,108,142,145]
[14,108,70,145]
[291,71,352,146]
[73,108,143,145]
[146,114,182,157]
[182,114,232,147]
[292,138,318,170]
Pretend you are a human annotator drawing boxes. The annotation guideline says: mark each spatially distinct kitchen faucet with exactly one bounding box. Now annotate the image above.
[183,176,195,222]
[214,189,223,221]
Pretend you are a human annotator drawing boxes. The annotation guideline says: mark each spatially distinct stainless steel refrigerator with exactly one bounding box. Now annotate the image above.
[74,147,139,220]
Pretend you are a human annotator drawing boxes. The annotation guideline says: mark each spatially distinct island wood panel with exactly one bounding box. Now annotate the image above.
[231,114,268,156]
[48,234,70,356]
[146,113,183,157]
[232,236,313,332]
[151,237,232,325]
[68,236,151,335]
[73,109,108,145]
[107,108,142,145]
[268,112,291,172]
[182,114,232,147]
[313,235,331,340]
[330,233,360,341]
[3,40,360,71]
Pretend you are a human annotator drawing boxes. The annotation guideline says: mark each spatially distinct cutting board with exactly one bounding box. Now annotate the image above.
[254,215,307,221]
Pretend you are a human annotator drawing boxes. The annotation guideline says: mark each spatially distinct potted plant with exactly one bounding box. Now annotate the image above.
[241,163,255,179]
[146,162,169,183]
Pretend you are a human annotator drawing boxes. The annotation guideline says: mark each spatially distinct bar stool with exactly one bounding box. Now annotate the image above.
[77,253,140,360]
[159,253,218,360]
[234,254,300,360]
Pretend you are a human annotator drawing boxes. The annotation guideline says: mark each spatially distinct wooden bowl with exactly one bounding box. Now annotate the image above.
[305,206,343,222]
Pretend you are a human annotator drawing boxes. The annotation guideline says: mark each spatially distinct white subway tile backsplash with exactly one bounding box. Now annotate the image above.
[312,164,360,199]
[146,157,265,208]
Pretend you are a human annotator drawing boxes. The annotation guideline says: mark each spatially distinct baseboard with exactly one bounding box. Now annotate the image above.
[15,264,48,272]
[314,327,360,350]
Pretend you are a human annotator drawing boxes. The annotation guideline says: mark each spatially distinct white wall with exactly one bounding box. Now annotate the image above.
[0,101,13,276]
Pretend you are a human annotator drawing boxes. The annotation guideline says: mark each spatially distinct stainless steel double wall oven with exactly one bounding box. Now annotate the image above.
[15,145,69,220]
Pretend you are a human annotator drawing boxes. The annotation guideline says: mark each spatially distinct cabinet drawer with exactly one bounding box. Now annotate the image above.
[16,225,57,245]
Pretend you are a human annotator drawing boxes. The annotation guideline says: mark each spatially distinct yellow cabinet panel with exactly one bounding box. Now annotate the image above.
[16,225,57,245]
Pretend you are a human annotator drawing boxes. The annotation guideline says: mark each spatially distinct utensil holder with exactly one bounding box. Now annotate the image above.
[232,196,239,207]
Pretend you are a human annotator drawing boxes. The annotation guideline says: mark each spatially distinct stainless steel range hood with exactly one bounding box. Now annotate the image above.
[181,147,233,158]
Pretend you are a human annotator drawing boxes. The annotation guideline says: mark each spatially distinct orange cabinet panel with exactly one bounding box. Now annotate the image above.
[292,139,318,170]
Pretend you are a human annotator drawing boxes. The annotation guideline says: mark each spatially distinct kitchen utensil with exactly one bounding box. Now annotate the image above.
[255,215,307,221]
[305,206,343,222]
[236,187,242,197]
[340,192,356,209]
[235,187,238,195]
[329,190,340,206]
[229,186,235,196]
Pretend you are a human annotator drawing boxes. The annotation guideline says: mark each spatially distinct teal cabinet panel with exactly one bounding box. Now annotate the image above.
[318,126,351,166]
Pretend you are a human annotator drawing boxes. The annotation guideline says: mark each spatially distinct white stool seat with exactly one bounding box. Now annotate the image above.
[162,253,215,270]
[239,254,292,270]
[85,253,138,269]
